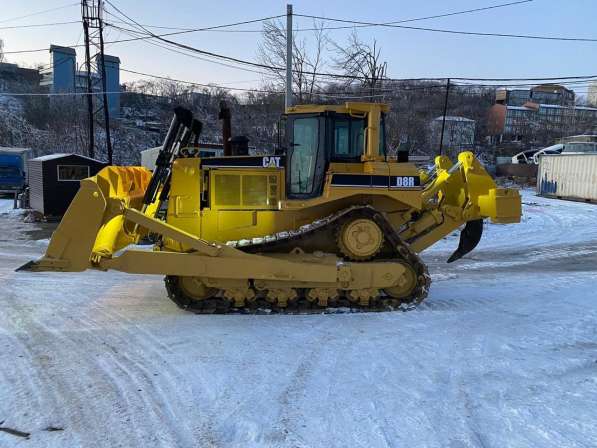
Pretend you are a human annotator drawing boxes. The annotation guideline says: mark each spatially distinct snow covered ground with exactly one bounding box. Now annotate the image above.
[0,190,596,448]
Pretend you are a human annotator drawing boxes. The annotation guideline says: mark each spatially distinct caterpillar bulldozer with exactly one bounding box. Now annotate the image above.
[18,103,521,313]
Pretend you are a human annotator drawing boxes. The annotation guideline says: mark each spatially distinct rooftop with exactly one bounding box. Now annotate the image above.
[539,104,597,110]
[31,153,104,163]
[0,147,32,154]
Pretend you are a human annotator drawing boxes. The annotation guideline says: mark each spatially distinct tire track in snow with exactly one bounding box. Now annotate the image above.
[56,297,218,447]
[2,269,217,447]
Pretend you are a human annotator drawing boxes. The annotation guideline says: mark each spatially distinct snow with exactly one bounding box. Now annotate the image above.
[0,197,23,216]
[0,192,596,447]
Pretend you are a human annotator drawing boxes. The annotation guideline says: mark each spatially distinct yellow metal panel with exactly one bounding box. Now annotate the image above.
[217,210,256,231]
[209,168,281,210]
[167,158,202,237]
[242,175,268,206]
[214,174,241,206]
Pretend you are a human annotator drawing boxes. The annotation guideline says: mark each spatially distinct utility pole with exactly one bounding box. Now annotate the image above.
[97,0,112,165]
[439,78,451,155]
[81,0,113,164]
[285,4,293,109]
[82,8,95,158]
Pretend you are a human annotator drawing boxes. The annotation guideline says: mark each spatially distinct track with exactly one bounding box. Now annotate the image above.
[164,206,431,314]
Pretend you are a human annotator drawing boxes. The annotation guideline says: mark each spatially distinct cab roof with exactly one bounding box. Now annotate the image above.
[286,102,390,115]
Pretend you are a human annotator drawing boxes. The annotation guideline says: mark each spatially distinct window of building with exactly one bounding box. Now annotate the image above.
[57,165,90,181]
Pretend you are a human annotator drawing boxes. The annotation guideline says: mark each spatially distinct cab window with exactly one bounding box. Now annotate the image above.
[332,116,365,161]
[290,117,319,194]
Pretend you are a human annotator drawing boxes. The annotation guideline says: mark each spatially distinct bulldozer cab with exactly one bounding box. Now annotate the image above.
[282,103,388,200]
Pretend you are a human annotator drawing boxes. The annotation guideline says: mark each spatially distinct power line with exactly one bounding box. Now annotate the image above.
[103,5,284,36]
[104,1,286,73]
[105,2,537,83]
[292,0,534,32]
[101,10,597,83]
[295,12,597,42]
[5,28,597,85]
[0,3,79,24]
[3,11,597,84]
[102,1,532,34]
[120,67,597,96]
[0,21,80,31]
[3,69,596,100]
[101,22,435,82]
[119,67,405,96]
[1,11,285,54]
[112,25,276,77]
[105,2,326,79]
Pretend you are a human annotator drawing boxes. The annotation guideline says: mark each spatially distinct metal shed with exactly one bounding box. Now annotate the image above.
[28,153,107,216]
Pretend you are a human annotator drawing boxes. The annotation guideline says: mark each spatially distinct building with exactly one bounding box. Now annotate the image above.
[39,45,121,118]
[496,84,575,108]
[488,103,597,143]
[558,134,597,144]
[589,81,597,107]
[0,62,41,93]
[28,153,107,216]
[430,116,476,152]
[488,84,597,144]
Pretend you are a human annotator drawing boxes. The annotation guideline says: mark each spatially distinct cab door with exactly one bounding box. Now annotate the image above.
[285,114,327,199]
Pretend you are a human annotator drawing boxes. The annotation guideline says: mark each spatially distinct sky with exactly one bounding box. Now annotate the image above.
[1,0,597,94]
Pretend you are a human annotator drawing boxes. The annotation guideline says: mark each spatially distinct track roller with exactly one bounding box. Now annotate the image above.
[306,288,339,307]
[348,288,379,306]
[224,287,256,308]
[265,288,298,308]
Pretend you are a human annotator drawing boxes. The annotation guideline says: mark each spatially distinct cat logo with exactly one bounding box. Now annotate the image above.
[262,156,281,168]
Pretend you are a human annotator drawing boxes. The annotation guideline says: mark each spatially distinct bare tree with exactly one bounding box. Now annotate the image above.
[332,31,387,101]
[257,19,327,104]
[0,38,4,63]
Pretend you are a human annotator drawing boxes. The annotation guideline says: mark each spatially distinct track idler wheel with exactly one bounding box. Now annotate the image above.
[337,218,384,261]
[165,275,218,309]
[383,261,418,301]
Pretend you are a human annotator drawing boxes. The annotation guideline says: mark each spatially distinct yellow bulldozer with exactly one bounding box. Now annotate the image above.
[19,103,521,313]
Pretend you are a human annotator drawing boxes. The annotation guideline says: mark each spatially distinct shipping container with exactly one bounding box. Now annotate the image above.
[537,154,597,203]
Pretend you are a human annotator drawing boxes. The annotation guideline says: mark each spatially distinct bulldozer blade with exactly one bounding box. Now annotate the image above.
[16,166,155,273]
[447,219,483,263]
[16,260,36,272]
